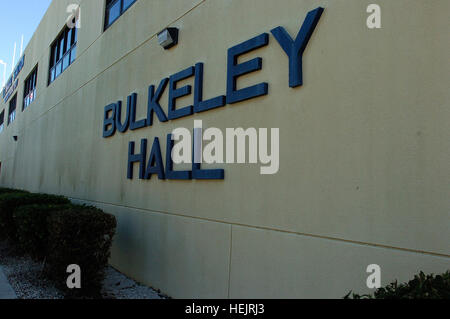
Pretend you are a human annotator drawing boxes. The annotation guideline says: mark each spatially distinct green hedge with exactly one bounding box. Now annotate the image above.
[345,271,450,299]
[45,206,117,297]
[0,187,28,195]
[0,192,69,241]
[13,204,73,259]
[0,189,117,298]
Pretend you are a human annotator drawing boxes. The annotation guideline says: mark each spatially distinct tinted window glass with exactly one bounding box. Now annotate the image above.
[49,24,78,85]
[59,36,65,59]
[0,111,4,132]
[55,61,62,78]
[107,0,121,26]
[71,27,77,45]
[70,45,77,64]
[123,0,136,11]
[23,66,38,110]
[66,29,73,51]
[105,0,137,29]
[8,95,17,124]
[62,53,70,71]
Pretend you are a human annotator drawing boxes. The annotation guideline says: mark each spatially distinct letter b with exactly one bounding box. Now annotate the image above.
[103,103,116,138]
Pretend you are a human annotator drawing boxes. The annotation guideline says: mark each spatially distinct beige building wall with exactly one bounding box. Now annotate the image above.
[0,0,449,298]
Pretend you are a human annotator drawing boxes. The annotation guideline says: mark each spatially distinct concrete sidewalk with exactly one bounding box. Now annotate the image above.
[0,266,16,299]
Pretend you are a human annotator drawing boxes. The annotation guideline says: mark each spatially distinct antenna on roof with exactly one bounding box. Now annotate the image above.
[11,42,16,72]
[0,60,6,89]
[19,35,24,57]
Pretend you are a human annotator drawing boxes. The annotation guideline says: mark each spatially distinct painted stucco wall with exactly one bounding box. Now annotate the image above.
[0,0,449,298]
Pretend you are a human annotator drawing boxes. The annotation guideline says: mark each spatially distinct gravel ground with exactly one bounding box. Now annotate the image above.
[102,267,166,299]
[0,241,167,299]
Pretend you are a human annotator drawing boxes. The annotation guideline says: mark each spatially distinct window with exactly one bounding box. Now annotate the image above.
[0,111,4,133]
[105,0,137,29]
[8,94,17,125]
[23,66,38,110]
[49,24,78,85]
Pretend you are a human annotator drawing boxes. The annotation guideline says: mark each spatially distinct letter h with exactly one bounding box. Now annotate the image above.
[127,139,147,179]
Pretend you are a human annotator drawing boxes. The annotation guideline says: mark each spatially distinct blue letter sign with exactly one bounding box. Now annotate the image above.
[271,7,324,88]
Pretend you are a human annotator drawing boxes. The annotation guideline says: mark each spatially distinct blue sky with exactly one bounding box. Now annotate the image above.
[0,0,52,84]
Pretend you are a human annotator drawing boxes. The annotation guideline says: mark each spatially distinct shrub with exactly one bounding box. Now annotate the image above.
[45,205,117,298]
[0,187,28,195]
[345,271,450,299]
[13,204,73,259]
[0,192,69,241]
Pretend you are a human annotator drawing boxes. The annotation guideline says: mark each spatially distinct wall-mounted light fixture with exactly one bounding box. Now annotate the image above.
[157,28,179,50]
[13,136,18,142]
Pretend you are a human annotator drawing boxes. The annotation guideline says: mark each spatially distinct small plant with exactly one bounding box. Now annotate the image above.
[13,204,73,259]
[345,271,450,299]
[0,192,69,241]
[0,187,28,195]
[45,205,117,298]
[0,188,117,299]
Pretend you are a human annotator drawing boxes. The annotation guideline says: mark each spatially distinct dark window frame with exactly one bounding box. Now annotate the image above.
[48,22,78,85]
[0,110,4,133]
[8,94,17,125]
[23,65,38,111]
[104,0,137,30]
